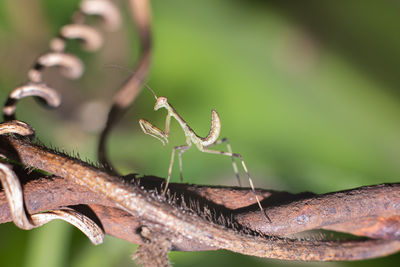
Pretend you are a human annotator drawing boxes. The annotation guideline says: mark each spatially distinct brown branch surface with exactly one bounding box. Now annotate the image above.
[1,135,400,260]
[1,175,400,246]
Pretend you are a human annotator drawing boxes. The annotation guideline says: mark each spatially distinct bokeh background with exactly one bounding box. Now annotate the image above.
[1,0,400,266]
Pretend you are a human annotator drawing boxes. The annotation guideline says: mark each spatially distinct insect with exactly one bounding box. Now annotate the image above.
[139,86,270,222]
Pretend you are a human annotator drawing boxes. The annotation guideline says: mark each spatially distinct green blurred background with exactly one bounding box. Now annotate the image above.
[1,0,400,266]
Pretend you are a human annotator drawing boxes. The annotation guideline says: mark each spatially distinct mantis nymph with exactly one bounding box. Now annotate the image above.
[139,86,270,222]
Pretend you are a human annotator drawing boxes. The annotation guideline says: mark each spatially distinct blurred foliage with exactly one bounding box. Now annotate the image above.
[1,0,400,266]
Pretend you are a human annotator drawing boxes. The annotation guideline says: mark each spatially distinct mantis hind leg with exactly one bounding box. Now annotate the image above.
[177,144,191,182]
[199,144,271,223]
[164,144,191,195]
[205,137,241,186]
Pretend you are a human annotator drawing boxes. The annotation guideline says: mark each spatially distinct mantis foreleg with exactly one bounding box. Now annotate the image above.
[139,119,168,145]
[139,113,171,145]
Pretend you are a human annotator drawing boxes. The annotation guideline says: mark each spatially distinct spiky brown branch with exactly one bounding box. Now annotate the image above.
[1,135,400,261]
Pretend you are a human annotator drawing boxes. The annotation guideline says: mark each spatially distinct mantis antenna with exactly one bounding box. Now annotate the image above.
[144,84,158,100]
[139,87,271,222]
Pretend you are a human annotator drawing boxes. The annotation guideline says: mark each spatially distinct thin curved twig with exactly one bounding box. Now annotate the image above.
[60,24,103,51]
[80,0,122,31]
[0,124,103,245]
[2,0,122,122]
[1,0,124,250]
[28,52,84,82]
[98,0,152,173]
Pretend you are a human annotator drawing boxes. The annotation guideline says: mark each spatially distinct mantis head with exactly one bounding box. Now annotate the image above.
[154,97,168,111]
[139,85,170,146]
[144,84,169,111]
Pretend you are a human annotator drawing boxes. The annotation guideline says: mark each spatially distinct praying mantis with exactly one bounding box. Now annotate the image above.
[139,86,270,222]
